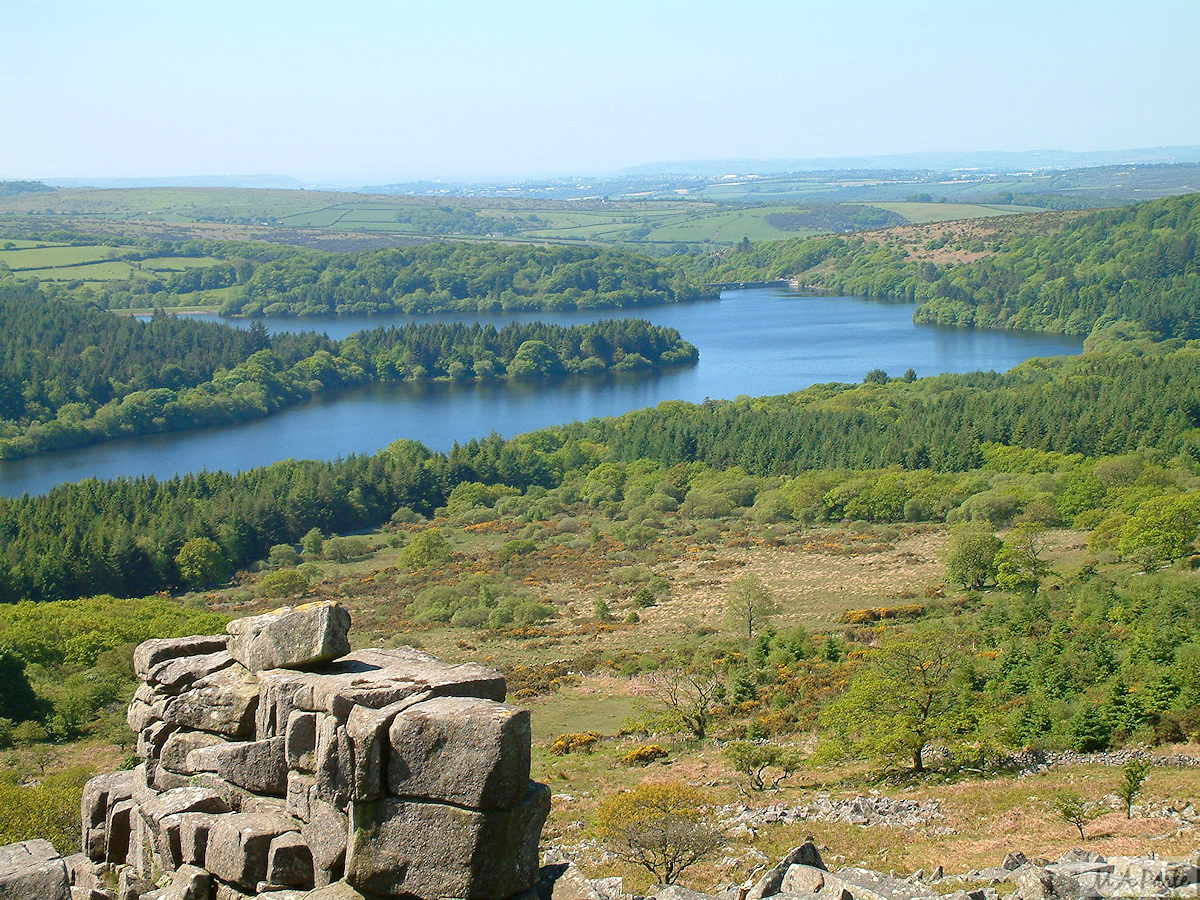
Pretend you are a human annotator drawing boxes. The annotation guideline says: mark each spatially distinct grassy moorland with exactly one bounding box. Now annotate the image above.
[3,481,1199,887]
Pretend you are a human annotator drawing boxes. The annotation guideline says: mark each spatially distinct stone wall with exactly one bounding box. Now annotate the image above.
[69,601,548,900]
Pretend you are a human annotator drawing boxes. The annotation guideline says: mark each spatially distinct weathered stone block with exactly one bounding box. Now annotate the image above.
[133,635,228,681]
[81,771,136,863]
[63,853,96,891]
[127,684,167,735]
[745,842,827,900]
[832,868,938,900]
[148,650,236,695]
[344,781,550,899]
[146,760,192,793]
[346,698,430,803]
[227,602,351,673]
[117,867,153,900]
[387,695,530,809]
[176,812,221,867]
[286,772,314,822]
[256,670,315,740]
[188,736,287,795]
[299,884,369,900]
[285,711,318,770]
[301,799,348,888]
[161,663,259,737]
[136,721,175,760]
[159,730,230,775]
[204,812,300,891]
[140,786,231,825]
[141,864,210,900]
[213,883,253,900]
[313,716,351,808]
[0,839,70,900]
[312,648,506,717]
[104,799,135,866]
[138,787,231,874]
[184,773,255,812]
[255,648,506,733]
[266,832,314,889]
[538,860,608,900]
[782,865,826,895]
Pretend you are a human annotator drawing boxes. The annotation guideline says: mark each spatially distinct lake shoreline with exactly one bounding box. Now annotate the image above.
[0,288,1084,497]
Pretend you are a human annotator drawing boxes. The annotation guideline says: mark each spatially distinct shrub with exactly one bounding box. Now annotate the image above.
[0,767,91,851]
[621,744,669,766]
[549,732,602,756]
[1051,789,1100,840]
[398,527,452,570]
[267,544,299,568]
[501,538,538,559]
[256,568,310,599]
[174,537,231,589]
[322,536,372,563]
[722,740,804,791]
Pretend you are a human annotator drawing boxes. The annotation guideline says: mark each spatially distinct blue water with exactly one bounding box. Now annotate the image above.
[0,289,1082,496]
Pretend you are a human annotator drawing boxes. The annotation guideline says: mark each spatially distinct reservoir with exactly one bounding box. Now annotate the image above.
[0,288,1083,496]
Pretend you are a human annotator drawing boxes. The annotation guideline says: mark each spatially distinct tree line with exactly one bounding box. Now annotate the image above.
[221,242,717,316]
[3,229,719,314]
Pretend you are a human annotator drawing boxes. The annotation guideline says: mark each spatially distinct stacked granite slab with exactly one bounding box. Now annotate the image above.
[73,601,549,900]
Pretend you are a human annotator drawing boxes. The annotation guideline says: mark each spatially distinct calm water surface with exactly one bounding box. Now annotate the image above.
[0,289,1082,496]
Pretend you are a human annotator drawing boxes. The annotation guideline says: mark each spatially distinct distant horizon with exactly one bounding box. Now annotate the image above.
[4,0,1198,182]
[14,143,1200,190]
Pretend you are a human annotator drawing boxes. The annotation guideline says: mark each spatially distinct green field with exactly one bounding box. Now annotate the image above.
[20,262,137,281]
[870,201,1045,223]
[0,241,231,301]
[0,184,1096,255]
[0,244,124,269]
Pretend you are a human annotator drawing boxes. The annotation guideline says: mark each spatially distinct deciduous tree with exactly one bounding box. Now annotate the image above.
[594,782,722,885]
[724,573,778,640]
[819,630,967,772]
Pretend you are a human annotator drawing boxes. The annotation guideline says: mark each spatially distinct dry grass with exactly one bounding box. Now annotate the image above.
[177,510,1200,894]
[546,754,1200,894]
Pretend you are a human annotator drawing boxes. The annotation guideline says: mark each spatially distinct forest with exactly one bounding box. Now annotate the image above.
[0,283,697,458]
[692,193,1200,338]
[1,320,1198,603]
[2,233,718,314]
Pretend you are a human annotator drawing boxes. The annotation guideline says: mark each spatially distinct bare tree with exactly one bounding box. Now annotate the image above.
[646,668,723,740]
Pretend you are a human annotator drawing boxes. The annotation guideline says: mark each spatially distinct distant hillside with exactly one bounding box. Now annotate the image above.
[0,181,53,197]
[688,193,1200,338]
[625,146,1200,176]
[42,174,307,190]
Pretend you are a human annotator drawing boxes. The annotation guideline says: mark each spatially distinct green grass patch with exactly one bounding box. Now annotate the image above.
[140,255,226,271]
[18,262,136,280]
[0,245,123,269]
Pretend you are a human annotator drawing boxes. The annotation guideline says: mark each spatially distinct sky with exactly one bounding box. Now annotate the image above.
[3,0,1199,181]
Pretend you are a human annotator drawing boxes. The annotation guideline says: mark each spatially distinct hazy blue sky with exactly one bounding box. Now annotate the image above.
[3,0,1198,180]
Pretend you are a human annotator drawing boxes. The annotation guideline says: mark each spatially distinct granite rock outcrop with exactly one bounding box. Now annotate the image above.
[65,602,548,900]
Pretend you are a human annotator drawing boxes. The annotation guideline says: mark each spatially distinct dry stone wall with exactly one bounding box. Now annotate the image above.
[68,601,549,900]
